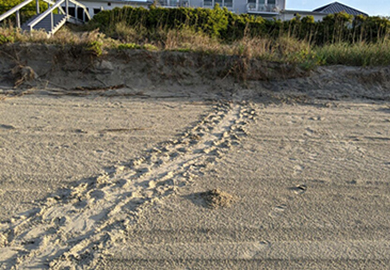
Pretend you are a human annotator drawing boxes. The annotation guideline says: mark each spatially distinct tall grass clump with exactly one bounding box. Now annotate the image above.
[316,40,390,66]
[164,27,226,53]
[0,26,118,47]
[88,7,390,45]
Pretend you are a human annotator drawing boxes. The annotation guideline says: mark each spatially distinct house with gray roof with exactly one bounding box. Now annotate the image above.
[313,2,368,17]
[280,1,369,21]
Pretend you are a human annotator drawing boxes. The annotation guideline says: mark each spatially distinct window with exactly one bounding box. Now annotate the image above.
[204,0,213,6]
[94,8,101,15]
[77,7,83,19]
[68,7,75,17]
[247,0,278,11]
[224,0,232,7]
[203,0,233,8]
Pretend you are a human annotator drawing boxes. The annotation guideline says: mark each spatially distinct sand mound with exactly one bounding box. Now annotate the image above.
[201,189,237,209]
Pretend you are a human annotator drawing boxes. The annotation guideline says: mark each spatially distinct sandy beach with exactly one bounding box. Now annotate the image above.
[1,47,390,269]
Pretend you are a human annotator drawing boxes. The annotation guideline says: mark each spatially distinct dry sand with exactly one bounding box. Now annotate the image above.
[1,47,390,269]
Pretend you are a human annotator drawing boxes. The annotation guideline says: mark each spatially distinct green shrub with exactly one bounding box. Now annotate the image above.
[88,7,390,45]
[143,43,158,51]
[117,43,158,51]
[88,6,266,41]
[0,33,14,44]
[117,43,141,49]
[85,41,103,56]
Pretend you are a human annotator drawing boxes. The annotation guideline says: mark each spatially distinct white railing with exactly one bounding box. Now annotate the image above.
[0,0,90,32]
[69,0,91,20]
[203,0,233,8]
[160,0,189,7]
[246,3,277,12]
[28,0,65,31]
[0,0,61,24]
[28,0,90,30]
[0,0,34,27]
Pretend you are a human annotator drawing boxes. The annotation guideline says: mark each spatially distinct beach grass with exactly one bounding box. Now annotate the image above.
[1,18,390,69]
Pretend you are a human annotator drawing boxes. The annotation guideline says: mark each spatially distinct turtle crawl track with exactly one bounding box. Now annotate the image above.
[0,100,257,269]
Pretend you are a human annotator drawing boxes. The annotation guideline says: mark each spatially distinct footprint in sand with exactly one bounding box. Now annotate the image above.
[304,127,316,137]
[293,164,304,175]
[0,124,15,130]
[269,204,287,218]
[289,184,308,195]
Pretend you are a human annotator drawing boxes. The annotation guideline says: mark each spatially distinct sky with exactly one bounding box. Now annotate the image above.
[286,0,390,16]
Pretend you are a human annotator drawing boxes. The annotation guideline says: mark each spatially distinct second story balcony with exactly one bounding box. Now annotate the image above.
[159,0,190,7]
[247,3,278,13]
[246,0,281,14]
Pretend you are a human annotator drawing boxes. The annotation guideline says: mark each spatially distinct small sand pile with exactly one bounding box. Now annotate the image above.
[201,189,237,209]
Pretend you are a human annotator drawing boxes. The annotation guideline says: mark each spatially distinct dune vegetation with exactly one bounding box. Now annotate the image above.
[1,4,390,68]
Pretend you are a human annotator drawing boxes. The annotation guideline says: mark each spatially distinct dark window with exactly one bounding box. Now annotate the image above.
[94,8,101,15]
[108,2,111,6]
[68,7,75,17]
[85,8,89,22]
[77,7,83,19]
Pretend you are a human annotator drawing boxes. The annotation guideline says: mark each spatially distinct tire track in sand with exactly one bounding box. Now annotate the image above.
[0,100,257,270]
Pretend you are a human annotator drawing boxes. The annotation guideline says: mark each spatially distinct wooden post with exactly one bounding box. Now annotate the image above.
[36,0,40,14]
[51,11,53,32]
[16,10,21,28]
[65,0,69,15]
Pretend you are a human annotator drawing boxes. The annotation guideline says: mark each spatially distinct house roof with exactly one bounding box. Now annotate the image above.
[313,1,368,16]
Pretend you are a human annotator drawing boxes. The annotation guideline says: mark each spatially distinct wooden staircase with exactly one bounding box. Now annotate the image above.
[21,13,67,35]
[0,0,90,36]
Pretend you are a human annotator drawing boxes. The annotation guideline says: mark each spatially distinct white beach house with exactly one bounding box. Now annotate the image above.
[75,0,286,18]
[72,0,368,21]
[0,0,369,35]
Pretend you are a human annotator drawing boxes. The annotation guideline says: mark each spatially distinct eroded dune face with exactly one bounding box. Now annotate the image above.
[1,46,390,269]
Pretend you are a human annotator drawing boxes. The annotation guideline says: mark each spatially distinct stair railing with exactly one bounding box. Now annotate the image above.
[0,0,64,27]
[1,0,90,33]
[69,0,91,21]
[0,0,34,27]
[27,0,90,34]
[27,0,65,32]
